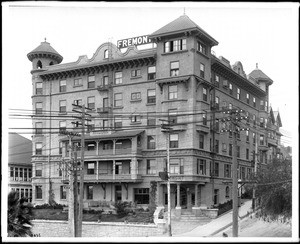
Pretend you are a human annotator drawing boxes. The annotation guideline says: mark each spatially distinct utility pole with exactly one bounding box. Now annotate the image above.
[160,120,172,237]
[221,108,249,237]
[210,86,216,205]
[252,131,258,210]
[72,103,92,237]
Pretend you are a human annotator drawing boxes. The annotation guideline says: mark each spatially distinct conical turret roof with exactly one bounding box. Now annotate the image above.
[150,15,218,46]
[248,66,273,85]
[27,40,63,63]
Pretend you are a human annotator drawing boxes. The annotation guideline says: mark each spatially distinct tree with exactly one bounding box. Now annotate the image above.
[254,158,292,222]
[7,191,33,237]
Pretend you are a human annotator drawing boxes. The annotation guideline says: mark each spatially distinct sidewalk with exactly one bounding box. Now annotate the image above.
[175,200,253,237]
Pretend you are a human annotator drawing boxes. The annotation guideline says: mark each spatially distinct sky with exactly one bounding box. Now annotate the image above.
[2,1,298,148]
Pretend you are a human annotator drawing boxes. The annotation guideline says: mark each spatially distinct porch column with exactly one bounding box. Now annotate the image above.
[96,161,99,180]
[113,139,116,155]
[194,184,198,207]
[175,183,182,218]
[113,160,116,180]
[131,137,137,154]
[96,140,99,156]
[131,158,137,180]
[176,184,181,207]
[156,183,161,206]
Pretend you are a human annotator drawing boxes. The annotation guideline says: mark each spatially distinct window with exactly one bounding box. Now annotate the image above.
[260,135,265,145]
[131,69,141,77]
[73,99,82,107]
[19,168,23,181]
[147,89,156,104]
[87,120,94,132]
[87,185,93,200]
[87,142,96,151]
[147,160,156,174]
[87,162,95,174]
[104,49,108,59]
[214,162,219,177]
[74,78,82,86]
[246,148,249,160]
[200,63,205,78]
[114,117,122,129]
[60,186,67,199]
[115,71,122,84]
[35,163,43,176]
[253,133,256,144]
[59,80,66,92]
[35,122,43,135]
[168,85,178,100]
[197,159,206,175]
[223,80,228,88]
[36,102,43,114]
[59,121,67,134]
[59,100,66,113]
[253,97,256,107]
[10,167,14,179]
[214,189,219,205]
[260,117,264,128]
[36,82,43,95]
[202,111,207,126]
[114,93,123,107]
[170,61,179,77]
[229,83,233,95]
[197,41,206,54]
[86,96,95,110]
[203,87,207,101]
[147,112,156,126]
[164,39,186,53]
[88,75,95,88]
[35,185,43,199]
[237,88,240,100]
[260,100,264,110]
[265,101,268,112]
[246,130,250,142]
[229,103,232,109]
[170,159,184,174]
[170,134,179,148]
[134,188,149,204]
[100,76,108,87]
[147,136,156,149]
[168,109,177,124]
[225,186,230,198]
[229,144,233,156]
[199,134,204,149]
[247,168,252,180]
[215,75,220,87]
[102,119,109,130]
[35,143,42,155]
[148,66,156,80]
[215,96,219,110]
[237,146,240,158]
[131,92,141,100]
[131,115,141,123]
[222,143,227,152]
[224,164,231,178]
[253,114,256,126]
[59,142,63,155]
[240,166,246,180]
[215,140,219,153]
[246,93,250,104]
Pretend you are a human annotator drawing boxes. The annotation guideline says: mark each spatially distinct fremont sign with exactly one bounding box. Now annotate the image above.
[117,35,152,49]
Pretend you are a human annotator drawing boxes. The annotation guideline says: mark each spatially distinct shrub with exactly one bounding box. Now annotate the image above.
[34,203,66,209]
[114,201,130,217]
[217,200,233,216]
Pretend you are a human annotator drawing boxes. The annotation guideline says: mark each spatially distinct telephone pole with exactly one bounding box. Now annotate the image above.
[160,120,173,237]
[221,108,249,237]
[72,103,92,237]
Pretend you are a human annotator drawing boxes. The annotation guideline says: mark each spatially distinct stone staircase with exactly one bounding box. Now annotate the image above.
[178,210,212,223]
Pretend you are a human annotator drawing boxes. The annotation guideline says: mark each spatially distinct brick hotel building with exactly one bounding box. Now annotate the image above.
[27,15,282,213]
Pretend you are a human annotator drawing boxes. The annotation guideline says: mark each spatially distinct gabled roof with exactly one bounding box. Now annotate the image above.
[27,41,63,63]
[150,15,218,46]
[9,133,32,165]
[248,68,273,85]
[273,111,282,127]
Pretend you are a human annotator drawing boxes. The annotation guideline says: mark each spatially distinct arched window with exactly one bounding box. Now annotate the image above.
[104,49,108,59]
[49,61,54,66]
[37,60,43,69]
[225,186,230,198]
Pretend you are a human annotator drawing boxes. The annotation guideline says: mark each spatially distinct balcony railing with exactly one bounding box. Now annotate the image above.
[97,107,111,113]
[84,173,142,182]
[97,84,112,91]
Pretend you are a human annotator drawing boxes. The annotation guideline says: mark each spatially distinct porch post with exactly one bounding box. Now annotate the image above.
[96,161,99,181]
[96,140,99,156]
[192,184,202,217]
[194,184,198,207]
[112,160,116,180]
[176,184,181,207]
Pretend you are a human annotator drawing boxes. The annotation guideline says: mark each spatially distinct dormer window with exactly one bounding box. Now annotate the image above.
[104,49,108,59]
[164,39,186,53]
[49,61,54,66]
[37,60,42,69]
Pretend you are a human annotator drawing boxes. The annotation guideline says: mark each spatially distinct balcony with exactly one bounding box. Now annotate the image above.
[84,173,142,183]
[169,174,210,183]
[267,137,278,147]
[258,143,269,152]
[168,123,188,132]
[196,124,210,134]
[97,84,112,92]
[97,107,111,113]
